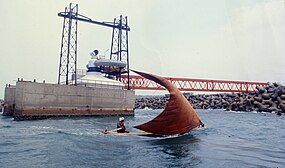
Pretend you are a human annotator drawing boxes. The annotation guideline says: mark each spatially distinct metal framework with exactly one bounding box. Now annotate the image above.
[57,3,267,93]
[57,3,130,88]
[121,75,269,92]
[58,3,78,85]
[110,16,130,89]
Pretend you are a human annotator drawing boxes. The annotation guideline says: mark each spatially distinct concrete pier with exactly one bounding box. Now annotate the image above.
[4,81,135,120]
[3,85,16,116]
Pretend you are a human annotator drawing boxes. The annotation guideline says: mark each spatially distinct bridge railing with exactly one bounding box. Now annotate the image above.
[121,75,269,92]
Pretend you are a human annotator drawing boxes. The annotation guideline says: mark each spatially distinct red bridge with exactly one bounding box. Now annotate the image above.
[121,75,268,92]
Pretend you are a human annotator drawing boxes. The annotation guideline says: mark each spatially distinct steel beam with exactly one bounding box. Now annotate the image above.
[120,75,269,92]
[58,12,130,31]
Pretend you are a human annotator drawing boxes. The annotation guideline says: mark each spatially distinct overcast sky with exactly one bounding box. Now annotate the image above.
[1,0,285,98]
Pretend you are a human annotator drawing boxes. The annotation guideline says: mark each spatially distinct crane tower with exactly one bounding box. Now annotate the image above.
[57,3,130,89]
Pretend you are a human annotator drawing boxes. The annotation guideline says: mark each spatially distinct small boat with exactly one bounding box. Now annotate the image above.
[87,50,127,75]
[94,58,126,68]
[76,51,126,89]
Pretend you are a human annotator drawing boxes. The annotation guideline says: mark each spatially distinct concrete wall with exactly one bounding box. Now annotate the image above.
[12,81,135,119]
[3,85,16,116]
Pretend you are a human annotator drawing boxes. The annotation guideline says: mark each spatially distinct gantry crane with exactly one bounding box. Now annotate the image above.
[57,3,130,89]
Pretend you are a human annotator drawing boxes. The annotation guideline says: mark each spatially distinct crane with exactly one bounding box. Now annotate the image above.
[57,3,130,89]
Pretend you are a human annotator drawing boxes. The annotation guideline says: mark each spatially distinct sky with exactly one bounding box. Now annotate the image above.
[0,0,285,98]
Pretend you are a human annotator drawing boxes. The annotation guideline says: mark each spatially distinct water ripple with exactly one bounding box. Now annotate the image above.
[0,109,285,168]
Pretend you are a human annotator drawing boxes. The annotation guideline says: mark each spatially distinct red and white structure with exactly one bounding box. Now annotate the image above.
[121,75,268,93]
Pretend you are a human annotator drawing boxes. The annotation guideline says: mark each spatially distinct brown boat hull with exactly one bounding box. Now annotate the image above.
[132,70,202,135]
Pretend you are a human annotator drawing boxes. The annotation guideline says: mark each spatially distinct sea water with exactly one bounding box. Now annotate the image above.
[0,109,284,168]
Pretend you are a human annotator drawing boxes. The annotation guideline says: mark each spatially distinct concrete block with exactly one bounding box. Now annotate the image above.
[12,81,135,120]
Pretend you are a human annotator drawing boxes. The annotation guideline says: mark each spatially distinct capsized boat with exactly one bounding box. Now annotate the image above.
[132,70,203,136]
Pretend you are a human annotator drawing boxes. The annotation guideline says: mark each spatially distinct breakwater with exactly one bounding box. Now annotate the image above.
[135,83,285,115]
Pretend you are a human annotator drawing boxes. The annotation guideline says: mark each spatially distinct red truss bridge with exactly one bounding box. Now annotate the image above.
[121,75,269,92]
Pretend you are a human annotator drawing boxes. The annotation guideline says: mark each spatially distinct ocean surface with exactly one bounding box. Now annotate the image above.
[0,109,284,168]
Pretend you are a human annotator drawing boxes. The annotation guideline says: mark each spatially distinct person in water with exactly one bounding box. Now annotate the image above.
[199,120,205,128]
[117,117,129,133]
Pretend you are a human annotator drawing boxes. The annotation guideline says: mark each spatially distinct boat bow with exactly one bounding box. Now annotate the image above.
[132,70,203,135]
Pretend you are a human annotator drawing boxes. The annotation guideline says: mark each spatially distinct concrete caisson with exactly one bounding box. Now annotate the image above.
[4,81,135,120]
[3,85,16,116]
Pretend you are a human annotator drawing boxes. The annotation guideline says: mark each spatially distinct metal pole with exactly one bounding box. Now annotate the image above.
[58,7,68,84]
[116,19,120,61]
[74,4,78,85]
[110,18,116,60]
[58,13,130,31]
[66,3,73,85]
[119,15,122,61]
[125,16,130,90]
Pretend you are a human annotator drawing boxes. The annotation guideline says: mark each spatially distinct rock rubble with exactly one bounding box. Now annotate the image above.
[135,83,285,115]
